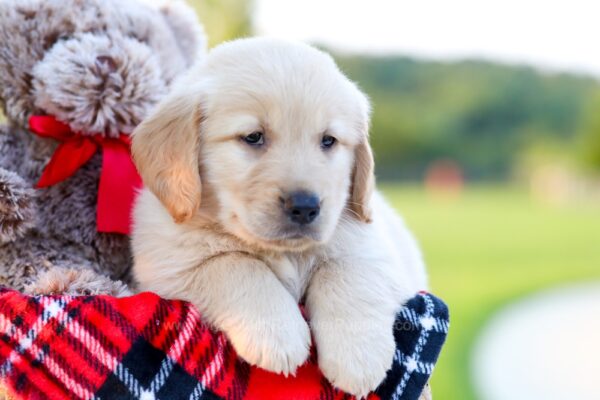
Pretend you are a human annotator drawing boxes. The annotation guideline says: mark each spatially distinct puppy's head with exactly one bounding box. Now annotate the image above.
[132,38,374,251]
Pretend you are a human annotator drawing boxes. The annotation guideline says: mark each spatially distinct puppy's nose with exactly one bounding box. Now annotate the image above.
[283,191,320,225]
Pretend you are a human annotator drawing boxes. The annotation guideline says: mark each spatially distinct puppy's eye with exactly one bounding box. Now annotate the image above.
[243,132,264,146]
[321,135,337,149]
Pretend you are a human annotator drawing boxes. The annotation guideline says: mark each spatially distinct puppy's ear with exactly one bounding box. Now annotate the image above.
[348,86,375,223]
[349,139,375,223]
[132,89,202,223]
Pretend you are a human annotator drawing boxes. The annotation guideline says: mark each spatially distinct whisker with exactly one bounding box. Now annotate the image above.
[345,200,366,207]
[343,207,362,219]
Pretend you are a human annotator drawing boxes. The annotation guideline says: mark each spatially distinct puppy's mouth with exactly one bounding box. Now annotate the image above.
[259,235,320,251]
[236,221,322,251]
[226,211,326,251]
[270,222,324,241]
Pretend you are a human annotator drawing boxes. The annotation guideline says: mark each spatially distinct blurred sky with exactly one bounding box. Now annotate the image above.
[255,0,600,77]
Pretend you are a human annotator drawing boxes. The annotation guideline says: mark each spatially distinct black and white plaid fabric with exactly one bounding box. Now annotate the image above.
[376,292,450,400]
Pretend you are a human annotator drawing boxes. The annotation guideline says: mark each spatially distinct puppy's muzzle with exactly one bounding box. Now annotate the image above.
[282,191,320,225]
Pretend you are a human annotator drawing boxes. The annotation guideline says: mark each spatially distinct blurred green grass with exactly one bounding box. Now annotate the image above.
[381,184,600,400]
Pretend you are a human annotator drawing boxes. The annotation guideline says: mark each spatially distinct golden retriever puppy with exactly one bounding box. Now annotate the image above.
[131,38,428,397]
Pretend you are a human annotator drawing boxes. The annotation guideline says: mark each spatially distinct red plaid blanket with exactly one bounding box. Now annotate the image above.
[0,288,448,400]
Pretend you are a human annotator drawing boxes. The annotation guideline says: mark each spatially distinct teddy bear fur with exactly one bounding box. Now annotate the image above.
[0,0,206,294]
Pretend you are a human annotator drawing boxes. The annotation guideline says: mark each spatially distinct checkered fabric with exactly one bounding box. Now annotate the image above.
[0,288,448,400]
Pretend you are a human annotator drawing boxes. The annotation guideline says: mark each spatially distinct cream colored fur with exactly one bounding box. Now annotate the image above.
[131,38,428,398]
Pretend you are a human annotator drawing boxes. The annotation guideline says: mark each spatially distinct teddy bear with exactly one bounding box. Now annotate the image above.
[0,0,206,295]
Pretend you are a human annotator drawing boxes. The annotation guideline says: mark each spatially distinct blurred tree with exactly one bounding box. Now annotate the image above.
[188,0,254,47]
[333,53,600,180]
[578,93,600,171]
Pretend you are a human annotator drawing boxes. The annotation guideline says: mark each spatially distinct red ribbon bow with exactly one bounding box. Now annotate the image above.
[29,115,142,235]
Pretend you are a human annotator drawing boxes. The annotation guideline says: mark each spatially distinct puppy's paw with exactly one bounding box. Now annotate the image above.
[227,308,311,376]
[315,321,395,398]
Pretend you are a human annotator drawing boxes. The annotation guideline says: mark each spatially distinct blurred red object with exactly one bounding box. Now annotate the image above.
[425,159,464,199]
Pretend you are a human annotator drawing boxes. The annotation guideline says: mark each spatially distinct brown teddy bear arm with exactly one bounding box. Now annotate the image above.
[0,167,36,244]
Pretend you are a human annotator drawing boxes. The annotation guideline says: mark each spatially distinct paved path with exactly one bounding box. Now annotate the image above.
[472,282,600,400]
